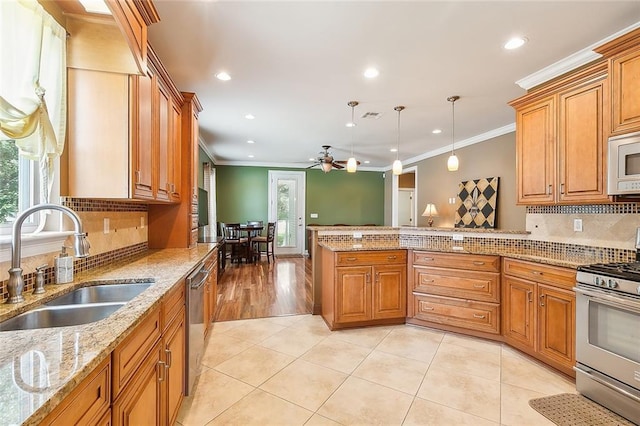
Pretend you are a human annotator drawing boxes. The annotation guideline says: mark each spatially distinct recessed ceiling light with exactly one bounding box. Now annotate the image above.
[248,154,254,158]
[504,37,527,50]
[245,114,255,120]
[345,122,356,128]
[364,160,370,164]
[364,67,379,79]
[247,140,255,144]
[432,129,442,134]
[78,0,111,14]
[390,148,398,153]
[215,72,231,81]
[309,158,315,161]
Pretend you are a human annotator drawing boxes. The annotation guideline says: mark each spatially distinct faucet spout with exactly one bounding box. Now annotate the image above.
[6,203,90,304]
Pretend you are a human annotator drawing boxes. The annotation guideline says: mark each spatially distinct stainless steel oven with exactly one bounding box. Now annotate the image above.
[575,266,640,424]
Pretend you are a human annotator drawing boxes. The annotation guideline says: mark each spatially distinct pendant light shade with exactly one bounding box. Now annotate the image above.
[347,101,359,173]
[393,105,405,175]
[447,96,460,172]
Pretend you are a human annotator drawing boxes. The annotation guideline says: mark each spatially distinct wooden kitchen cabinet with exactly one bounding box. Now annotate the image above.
[41,357,111,425]
[162,307,185,425]
[595,28,640,135]
[510,60,610,205]
[502,258,576,377]
[408,251,501,338]
[322,249,406,330]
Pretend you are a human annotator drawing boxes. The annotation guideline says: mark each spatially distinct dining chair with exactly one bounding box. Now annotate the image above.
[252,222,275,263]
[246,221,263,238]
[222,222,248,263]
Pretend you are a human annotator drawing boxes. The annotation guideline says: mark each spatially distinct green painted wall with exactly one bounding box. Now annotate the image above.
[215,166,385,228]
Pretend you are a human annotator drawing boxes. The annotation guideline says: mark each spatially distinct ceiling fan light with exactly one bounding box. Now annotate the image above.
[321,162,333,173]
[392,159,403,175]
[447,154,459,171]
[347,157,357,173]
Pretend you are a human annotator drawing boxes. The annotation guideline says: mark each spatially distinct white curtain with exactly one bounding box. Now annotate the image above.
[0,0,67,205]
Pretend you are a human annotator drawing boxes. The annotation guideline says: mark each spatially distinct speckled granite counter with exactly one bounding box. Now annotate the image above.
[317,242,587,269]
[0,244,217,426]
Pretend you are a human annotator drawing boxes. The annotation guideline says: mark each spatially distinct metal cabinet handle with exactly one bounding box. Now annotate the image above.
[527,290,533,302]
[387,255,397,260]
[472,261,485,266]
[165,347,172,368]
[135,170,141,183]
[157,361,166,382]
[366,273,371,284]
[547,184,553,195]
[375,272,380,283]
[473,284,486,288]
[560,183,565,194]
[539,294,545,307]
[422,278,435,284]
[422,257,434,261]
[423,306,435,311]
[473,313,486,319]
[531,271,543,276]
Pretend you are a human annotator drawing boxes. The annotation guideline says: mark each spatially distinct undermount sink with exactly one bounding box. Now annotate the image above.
[45,282,153,306]
[0,303,125,332]
[0,282,154,332]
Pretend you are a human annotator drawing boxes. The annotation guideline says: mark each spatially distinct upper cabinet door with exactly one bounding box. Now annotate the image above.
[516,96,556,204]
[156,78,171,202]
[131,67,155,200]
[558,78,609,203]
[610,48,640,135]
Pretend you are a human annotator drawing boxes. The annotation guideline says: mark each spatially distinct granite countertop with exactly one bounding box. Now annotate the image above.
[317,242,586,269]
[0,244,217,426]
[307,225,530,235]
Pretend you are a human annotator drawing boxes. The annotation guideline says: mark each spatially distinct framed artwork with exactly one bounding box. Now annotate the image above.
[455,177,499,228]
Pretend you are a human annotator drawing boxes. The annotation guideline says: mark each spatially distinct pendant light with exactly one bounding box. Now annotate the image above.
[392,105,405,175]
[346,101,359,173]
[447,96,460,171]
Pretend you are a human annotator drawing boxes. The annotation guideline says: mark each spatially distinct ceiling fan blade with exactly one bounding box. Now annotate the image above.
[332,162,345,169]
[334,160,361,165]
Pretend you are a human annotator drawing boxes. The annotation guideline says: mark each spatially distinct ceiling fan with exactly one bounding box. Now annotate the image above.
[308,145,360,173]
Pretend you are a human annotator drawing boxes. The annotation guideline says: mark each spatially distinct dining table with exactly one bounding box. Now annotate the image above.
[238,223,264,263]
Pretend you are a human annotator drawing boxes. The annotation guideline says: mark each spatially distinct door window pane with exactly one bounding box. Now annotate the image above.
[276,178,297,248]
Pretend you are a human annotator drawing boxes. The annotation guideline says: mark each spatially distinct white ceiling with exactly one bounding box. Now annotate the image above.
[147,1,640,171]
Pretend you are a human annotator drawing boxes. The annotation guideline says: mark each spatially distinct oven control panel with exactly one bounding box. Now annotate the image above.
[577,270,640,297]
[594,276,619,289]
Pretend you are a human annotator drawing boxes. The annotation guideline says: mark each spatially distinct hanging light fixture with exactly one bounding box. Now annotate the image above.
[346,101,359,173]
[392,105,405,175]
[447,96,460,171]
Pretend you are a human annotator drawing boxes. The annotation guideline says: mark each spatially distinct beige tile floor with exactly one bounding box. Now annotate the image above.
[178,315,576,426]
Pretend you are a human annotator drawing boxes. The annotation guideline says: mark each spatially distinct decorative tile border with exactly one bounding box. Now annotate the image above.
[526,203,640,214]
[0,242,148,301]
[61,197,148,212]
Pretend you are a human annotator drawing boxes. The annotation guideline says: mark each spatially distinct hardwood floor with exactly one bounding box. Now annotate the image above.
[214,256,313,321]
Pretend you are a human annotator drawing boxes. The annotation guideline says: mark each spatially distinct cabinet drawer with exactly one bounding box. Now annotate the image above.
[162,281,185,332]
[412,251,499,272]
[336,250,406,266]
[503,258,575,290]
[413,266,500,303]
[41,356,111,426]
[112,306,161,398]
[413,294,500,334]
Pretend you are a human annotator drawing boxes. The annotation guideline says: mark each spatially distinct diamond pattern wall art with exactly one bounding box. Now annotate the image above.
[455,177,499,228]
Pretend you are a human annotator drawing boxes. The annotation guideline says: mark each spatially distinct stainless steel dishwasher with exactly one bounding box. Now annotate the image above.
[185,262,209,395]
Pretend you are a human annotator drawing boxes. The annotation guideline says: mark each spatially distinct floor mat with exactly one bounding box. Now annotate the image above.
[528,393,635,426]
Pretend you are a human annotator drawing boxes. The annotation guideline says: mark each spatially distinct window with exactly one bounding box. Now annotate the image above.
[0,140,40,235]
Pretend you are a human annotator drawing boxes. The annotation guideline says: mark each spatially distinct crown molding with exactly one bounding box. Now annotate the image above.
[516,21,640,90]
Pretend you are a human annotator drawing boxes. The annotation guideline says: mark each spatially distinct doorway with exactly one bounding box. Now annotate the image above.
[268,171,306,256]
[391,167,418,226]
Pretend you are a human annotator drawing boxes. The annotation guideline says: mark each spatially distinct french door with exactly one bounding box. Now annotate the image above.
[268,171,306,256]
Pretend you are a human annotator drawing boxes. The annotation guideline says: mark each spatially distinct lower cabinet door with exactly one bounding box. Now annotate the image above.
[112,341,163,426]
[165,315,186,426]
[372,264,406,319]
[537,284,575,367]
[336,266,372,323]
[503,276,536,349]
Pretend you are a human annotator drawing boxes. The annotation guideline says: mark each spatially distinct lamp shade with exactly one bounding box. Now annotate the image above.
[421,203,439,217]
[347,157,357,173]
[447,154,459,171]
[392,159,403,175]
[321,162,333,173]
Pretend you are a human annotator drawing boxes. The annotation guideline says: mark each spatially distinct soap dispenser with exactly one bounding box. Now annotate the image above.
[55,246,74,284]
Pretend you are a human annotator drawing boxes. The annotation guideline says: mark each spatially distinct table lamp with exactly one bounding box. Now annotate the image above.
[422,203,439,227]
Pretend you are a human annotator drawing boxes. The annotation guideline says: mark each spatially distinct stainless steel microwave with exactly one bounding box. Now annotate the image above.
[608,131,640,195]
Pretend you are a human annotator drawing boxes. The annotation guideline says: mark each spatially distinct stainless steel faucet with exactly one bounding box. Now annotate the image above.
[6,204,90,304]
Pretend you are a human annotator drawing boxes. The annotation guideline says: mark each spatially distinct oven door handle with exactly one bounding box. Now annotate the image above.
[574,286,640,313]
[574,366,640,404]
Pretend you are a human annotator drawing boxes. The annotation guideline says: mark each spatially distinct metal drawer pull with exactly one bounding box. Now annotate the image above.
[531,271,543,275]
[423,306,435,311]
[346,257,357,261]
[473,313,486,319]
[472,261,485,266]
[473,284,486,288]
[422,279,435,284]
[421,257,434,261]
[387,255,397,260]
